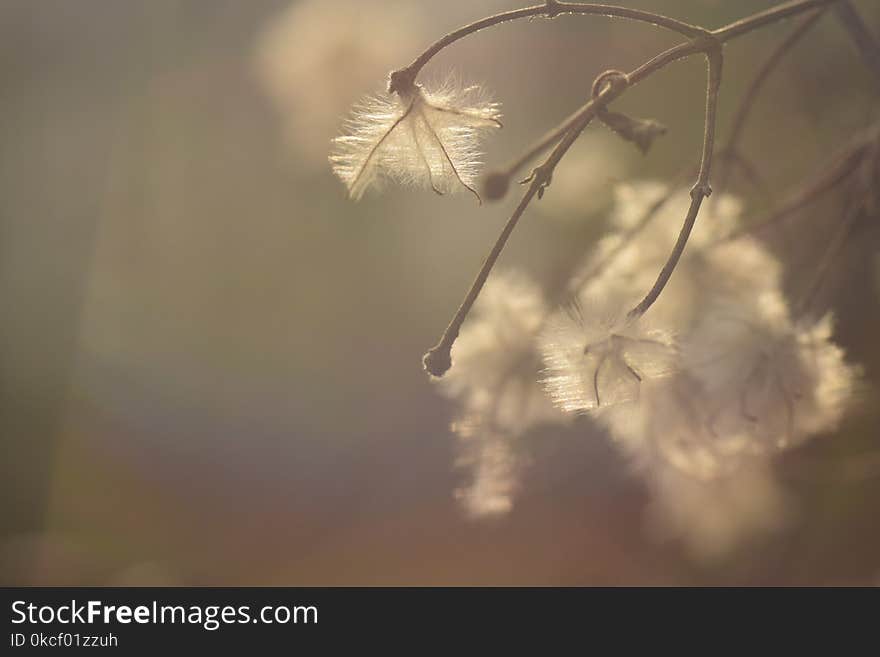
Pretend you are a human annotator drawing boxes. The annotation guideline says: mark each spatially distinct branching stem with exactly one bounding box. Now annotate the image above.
[422,0,842,376]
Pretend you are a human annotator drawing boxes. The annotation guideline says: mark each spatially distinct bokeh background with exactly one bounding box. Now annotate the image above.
[2,0,879,585]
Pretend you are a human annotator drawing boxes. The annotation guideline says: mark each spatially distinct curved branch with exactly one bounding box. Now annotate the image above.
[718,131,869,243]
[393,1,709,94]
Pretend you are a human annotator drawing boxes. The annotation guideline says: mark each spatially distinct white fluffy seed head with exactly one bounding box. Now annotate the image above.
[439,271,561,434]
[683,296,860,452]
[558,181,863,557]
[539,302,677,413]
[330,77,502,200]
[425,178,862,549]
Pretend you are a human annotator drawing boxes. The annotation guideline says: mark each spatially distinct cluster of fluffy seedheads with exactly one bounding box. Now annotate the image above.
[329,1,876,557]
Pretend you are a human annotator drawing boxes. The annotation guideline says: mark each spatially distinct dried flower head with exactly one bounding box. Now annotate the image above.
[330,77,502,201]
[539,302,677,413]
[684,296,860,452]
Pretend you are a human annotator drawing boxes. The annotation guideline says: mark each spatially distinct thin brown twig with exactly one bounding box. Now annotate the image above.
[627,42,723,320]
[390,1,710,94]
[488,111,583,195]
[487,101,664,197]
[712,0,836,42]
[717,130,871,243]
[563,167,694,298]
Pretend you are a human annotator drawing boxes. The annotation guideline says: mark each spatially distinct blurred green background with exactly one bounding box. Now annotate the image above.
[1,0,878,585]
